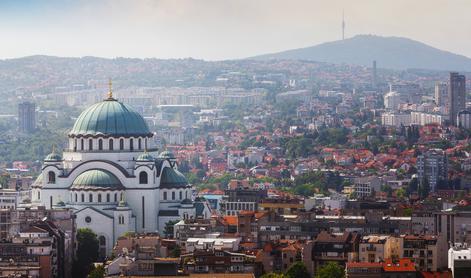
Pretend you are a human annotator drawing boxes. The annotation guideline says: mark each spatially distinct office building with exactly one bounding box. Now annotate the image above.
[18,101,36,133]
[448,72,466,126]
[416,149,448,192]
[435,82,448,107]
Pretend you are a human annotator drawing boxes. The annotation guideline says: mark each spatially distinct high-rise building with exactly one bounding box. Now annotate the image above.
[18,101,36,133]
[448,72,466,126]
[434,82,448,107]
[372,60,377,88]
[417,149,448,192]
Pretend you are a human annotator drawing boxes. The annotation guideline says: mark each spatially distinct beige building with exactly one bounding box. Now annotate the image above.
[401,234,448,272]
[359,235,402,263]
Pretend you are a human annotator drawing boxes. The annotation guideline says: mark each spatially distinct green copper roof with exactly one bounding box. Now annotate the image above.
[71,169,124,190]
[44,152,62,161]
[159,150,175,159]
[160,167,188,188]
[136,152,154,161]
[69,98,151,137]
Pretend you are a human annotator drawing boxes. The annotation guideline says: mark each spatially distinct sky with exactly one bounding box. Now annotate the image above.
[0,0,470,60]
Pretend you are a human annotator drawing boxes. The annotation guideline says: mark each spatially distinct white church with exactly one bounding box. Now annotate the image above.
[30,87,209,257]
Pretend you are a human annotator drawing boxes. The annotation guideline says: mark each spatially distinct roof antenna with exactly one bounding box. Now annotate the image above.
[107,78,113,99]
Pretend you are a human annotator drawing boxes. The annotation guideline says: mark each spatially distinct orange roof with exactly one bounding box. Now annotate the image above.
[382,259,415,272]
[223,216,238,226]
[347,262,382,268]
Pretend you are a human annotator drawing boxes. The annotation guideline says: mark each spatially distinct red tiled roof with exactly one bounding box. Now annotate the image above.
[382,259,415,272]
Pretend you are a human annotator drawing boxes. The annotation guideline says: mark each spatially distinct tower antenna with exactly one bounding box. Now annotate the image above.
[342,10,345,40]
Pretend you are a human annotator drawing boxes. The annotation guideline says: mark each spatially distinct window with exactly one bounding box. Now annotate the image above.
[47,171,56,184]
[114,193,117,202]
[74,139,77,151]
[98,194,102,202]
[85,216,92,223]
[106,193,110,202]
[81,194,84,202]
[120,139,124,150]
[89,139,93,150]
[138,138,142,150]
[75,193,77,202]
[118,215,124,224]
[98,139,103,150]
[179,191,182,200]
[109,139,114,150]
[172,191,175,200]
[89,194,93,202]
[81,139,84,150]
[130,138,134,151]
[163,192,167,200]
[37,191,40,200]
[139,172,148,184]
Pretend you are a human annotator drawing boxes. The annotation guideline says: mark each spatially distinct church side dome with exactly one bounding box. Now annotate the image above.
[159,150,175,160]
[160,167,188,188]
[70,169,124,191]
[45,152,62,162]
[69,97,151,138]
[136,152,154,162]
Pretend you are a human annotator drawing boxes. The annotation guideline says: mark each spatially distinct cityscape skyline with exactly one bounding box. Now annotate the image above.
[0,0,471,60]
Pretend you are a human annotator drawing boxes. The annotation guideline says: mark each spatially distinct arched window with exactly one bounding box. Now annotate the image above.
[114,193,117,202]
[163,192,167,200]
[172,191,175,200]
[106,193,110,202]
[98,139,103,150]
[74,139,77,151]
[89,193,93,202]
[130,138,134,151]
[109,139,114,150]
[145,138,148,149]
[98,236,106,259]
[120,139,124,150]
[37,191,40,200]
[81,139,84,150]
[139,172,148,184]
[81,194,84,202]
[47,171,56,184]
[185,191,188,199]
[179,191,182,200]
[75,193,77,202]
[98,194,102,202]
[89,139,93,150]
[138,138,142,150]
[118,215,124,225]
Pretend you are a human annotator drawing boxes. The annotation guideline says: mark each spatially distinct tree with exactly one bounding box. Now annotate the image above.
[163,220,179,238]
[260,273,285,278]
[169,245,181,257]
[315,262,345,278]
[285,262,310,278]
[72,228,99,278]
[87,264,105,278]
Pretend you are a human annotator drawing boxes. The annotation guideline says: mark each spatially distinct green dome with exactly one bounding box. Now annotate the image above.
[160,167,188,188]
[71,169,124,191]
[45,152,62,162]
[69,98,151,138]
[159,150,175,159]
[136,152,154,161]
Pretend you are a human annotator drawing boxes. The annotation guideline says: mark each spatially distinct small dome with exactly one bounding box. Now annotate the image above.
[69,98,151,138]
[136,152,154,162]
[31,173,44,188]
[160,167,188,188]
[45,152,62,162]
[71,169,124,191]
[159,150,175,160]
[181,198,192,205]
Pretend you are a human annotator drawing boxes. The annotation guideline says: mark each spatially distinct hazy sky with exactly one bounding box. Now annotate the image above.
[0,0,470,60]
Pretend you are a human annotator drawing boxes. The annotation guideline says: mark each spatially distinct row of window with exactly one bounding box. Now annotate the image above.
[73,137,148,152]
[71,192,123,203]
[162,190,188,201]
[48,171,149,185]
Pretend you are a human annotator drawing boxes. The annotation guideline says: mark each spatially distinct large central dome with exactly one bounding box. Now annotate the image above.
[69,98,151,138]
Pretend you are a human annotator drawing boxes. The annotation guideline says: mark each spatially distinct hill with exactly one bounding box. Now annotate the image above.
[251,35,471,71]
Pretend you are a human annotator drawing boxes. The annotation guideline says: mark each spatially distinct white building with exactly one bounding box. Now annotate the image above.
[381,112,411,127]
[31,89,199,256]
[410,111,444,126]
[448,244,471,277]
[384,91,401,111]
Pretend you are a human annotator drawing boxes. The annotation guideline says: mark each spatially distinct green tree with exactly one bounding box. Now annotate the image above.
[163,220,179,238]
[285,262,310,278]
[315,262,345,278]
[72,228,99,278]
[87,264,105,278]
[260,273,285,278]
